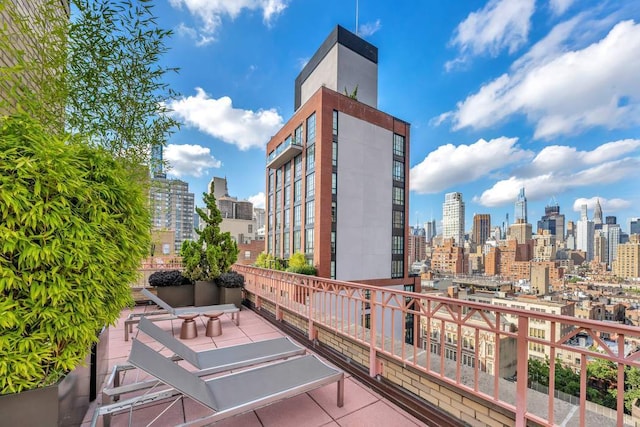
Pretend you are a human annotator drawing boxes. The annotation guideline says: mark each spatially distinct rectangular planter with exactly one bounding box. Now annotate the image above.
[194,280,220,306]
[156,284,194,307]
[219,287,243,309]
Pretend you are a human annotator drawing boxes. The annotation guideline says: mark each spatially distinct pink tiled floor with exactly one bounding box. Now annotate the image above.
[83,305,430,427]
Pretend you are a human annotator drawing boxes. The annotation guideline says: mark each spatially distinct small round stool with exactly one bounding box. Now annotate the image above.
[204,312,223,337]
[178,313,199,339]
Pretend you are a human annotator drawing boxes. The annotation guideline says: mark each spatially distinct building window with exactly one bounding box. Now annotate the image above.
[284,208,290,227]
[275,211,281,230]
[275,190,282,210]
[276,168,283,189]
[331,231,336,254]
[393,211,404,229]
[332,201,337,223]
[332,173,337,194]
[294,125,303,145]
[294,205,301,227]
[244,251,251,259]
[248,224,253,233]
[332,141,338,167]
[306,200,315,224]
[393,187,404,205]
[306,173,315,198]
[268,172,274,193]
[293,230,301,252]
[393,160,404,182]
[393,134,405,157]
[305,228,314,254]
[306,144,315,171]
[283,232,290,257]
[392,260,403,278]
[294,179,301,203]
[284,185,290,206]
[392,236,404,255]
[332,110,338,136]
[486,343,494,356]
[284,163,291,184]
[306,113,316,145]
[294,154,302,179]
[330,260,336,279]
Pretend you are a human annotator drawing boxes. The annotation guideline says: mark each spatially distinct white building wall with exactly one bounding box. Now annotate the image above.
[336,112,392,280]
[300,44,377,109]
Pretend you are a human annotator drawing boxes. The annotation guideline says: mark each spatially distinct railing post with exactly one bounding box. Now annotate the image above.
[515,315,529,427]
[369,289,379,377]
[307,278,316,341]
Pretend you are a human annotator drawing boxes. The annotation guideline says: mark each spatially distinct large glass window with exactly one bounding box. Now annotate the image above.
[393,211,404,229]
[283,232,290,257]
[332,141,338,167]
[294,155,302,178]
[276,169,283,188]
[284,208,290,227]
[306,145,315,171]
[305,200,314,224]
[305,228,314,254]
[284,185,290,206]
[330,261,336,279]
[268,172,274,193]
[294,125,303,145]
[293,230,301,252]
[306,173,315,198]
[332,173,337,194]
[332,110,338,136]
[275,211,281,230]
[306,113,316,145]
[284,163,291,184]
[275,190,281,210]
[294,205,301,226]
[331,201,337,223]
[393,160,404,182]
[294,180,301,203]
[331,231,336,254]
[392,260,404,278]
[392,236,404,254]
[393,134,405,157]
[393,187,404,205]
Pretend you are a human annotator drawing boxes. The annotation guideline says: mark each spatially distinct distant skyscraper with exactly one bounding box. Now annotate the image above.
[514,188,527,223]
[472,214,491,246]
[442,192,465,246]
[576,204,594,261]
[150,176,195,252]
[424,219,437,244]
[209,176,230,200]
[593,199,603,229]
[630,218,640,236]
[602,218,621,268]
[537,203,565,241]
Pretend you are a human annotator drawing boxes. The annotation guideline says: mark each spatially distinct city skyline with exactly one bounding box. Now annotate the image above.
[149,1,639,232]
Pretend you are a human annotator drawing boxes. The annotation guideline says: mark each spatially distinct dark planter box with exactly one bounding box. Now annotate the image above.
[0,327,109,426]
[194,280,219,306]
[157,284,194,307]
[219,287,243,309]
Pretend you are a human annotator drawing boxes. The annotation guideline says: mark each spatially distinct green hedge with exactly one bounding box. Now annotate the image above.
[0,115,150,394]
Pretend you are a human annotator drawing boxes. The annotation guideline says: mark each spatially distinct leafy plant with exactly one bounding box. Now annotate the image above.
[0,115,150,394]
[216,271,245,289]
[286,265,318,276]
[148,270,192,287]
[181,191,238,281]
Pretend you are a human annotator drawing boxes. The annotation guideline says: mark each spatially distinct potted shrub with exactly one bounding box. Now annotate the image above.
[0,115,150,425]
[181,190,239,306]
[148,270,194,307]
[217,271,245,308]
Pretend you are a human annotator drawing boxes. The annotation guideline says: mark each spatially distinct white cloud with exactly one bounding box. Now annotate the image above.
[475,156,640,207]
[168,88,284,151]
[358,19,382,37]
[248,192,265,209]
[164,144,222,178]
[549,0,575,16]
[572,197,632,213]
[442,19,640,139]
[170,0,289,44]
[410,137,532,194]
[447,0,535,69]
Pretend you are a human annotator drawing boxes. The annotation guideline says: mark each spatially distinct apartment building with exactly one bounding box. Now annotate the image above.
[265,25,411,285]
[150,175,195,253]
[613,242,640,278]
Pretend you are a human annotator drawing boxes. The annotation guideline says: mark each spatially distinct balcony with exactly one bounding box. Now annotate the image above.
[267,138,303,169]
[88,266,640,426]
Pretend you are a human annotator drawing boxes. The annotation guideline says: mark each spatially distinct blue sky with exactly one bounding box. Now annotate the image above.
[153,0,640,233]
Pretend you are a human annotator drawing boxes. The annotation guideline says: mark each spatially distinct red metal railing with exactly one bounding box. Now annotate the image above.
[233,265,640,427]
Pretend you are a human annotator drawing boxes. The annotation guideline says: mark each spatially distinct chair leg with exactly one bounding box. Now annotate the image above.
[337,377,344,407]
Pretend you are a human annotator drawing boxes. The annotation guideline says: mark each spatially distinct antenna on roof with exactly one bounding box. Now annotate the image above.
[355,0,359,36]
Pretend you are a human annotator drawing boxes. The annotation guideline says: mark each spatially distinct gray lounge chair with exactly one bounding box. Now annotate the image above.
[124,288,241,340]
[104,317,308,403]
[92,339,344,427]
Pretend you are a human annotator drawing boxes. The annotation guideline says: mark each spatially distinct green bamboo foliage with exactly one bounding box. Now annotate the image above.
[0,115,151,394]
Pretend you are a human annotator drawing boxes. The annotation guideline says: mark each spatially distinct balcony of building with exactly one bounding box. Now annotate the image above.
[266,137,303,169]
[87,265,640,426]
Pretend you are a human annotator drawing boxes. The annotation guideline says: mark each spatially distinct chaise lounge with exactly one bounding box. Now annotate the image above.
[104,317,307,404]
[92,339,344,426]
[124,288,241,340]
